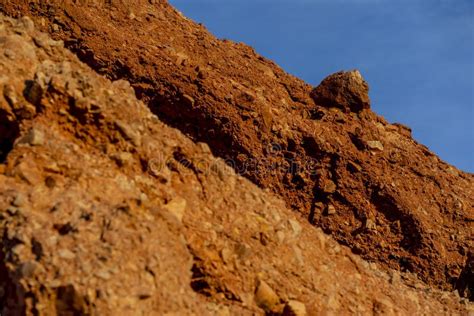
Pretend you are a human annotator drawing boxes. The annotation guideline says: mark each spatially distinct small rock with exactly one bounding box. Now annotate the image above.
[314,202,324,210]
[292,245,305,266]
[54,285,87,312]
[347,161,362,173]
[45,176,56,189]
[197,68,208,79]
[197,142,211,154]
[255,280,280,312]
[288,219,302,237]
[112,79,134,94]
[19,128,45,146]
[46,236,58,247]
[15,161,42,184]
[393,123,412,137]
[11,243,26,255]
[115,121,141,147]
[259,232,270,246]
[71,97,92,113]
[6,207,20,216]
[1,35,37,65]
[182,93,195,107]
[33,33,50,49]
[216,306,230,316]
[162,197,187,223]
[373,298,395,315]
[95,270,111,280]
[14,101,37,119]
[276,230,286,243]
[220,247,233,264]
[33,32,60,49]
[390,271,401,285]
[235,243,252,259]
[366,140,384,151]
[19,16,35,33]
[322,179,337,194]
[175,52,189,66]
[326,204,336,215]
[23,80,44,106]
[12,193,27,207]
[4,48,15,59]
[58,249,76,260]
[111,151,133,167]
[3,84,18,107]
[20,261,39,278]
[310,70,370,113]
[224,95,233,103]
[365,219,377,230]
[283,300,307,316]
[49,280,61,288]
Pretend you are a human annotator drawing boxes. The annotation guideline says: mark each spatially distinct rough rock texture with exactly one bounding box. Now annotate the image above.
[310,70,371,113]
[1,0,472,296]
[1,14,471,315]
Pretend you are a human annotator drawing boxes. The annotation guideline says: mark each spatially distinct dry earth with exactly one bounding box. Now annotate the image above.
[0,1,472,315]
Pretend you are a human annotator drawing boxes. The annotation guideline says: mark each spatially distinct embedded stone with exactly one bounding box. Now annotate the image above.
[311,70,370,113]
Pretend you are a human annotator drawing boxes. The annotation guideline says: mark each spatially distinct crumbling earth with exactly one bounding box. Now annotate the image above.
[0,1,472,315]
[3,0,471,292]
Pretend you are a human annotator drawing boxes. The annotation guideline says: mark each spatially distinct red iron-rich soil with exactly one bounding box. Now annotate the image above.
[0,0,472,314]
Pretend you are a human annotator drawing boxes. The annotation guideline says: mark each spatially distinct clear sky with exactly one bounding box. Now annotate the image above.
[170,0,474,173]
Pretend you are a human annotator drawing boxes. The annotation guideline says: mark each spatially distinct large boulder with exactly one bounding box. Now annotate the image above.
[310,70,370,113]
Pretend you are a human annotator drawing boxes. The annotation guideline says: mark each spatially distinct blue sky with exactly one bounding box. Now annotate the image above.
[170,0,474,172]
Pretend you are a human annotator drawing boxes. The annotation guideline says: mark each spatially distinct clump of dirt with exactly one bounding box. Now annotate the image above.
[3,0,470,293]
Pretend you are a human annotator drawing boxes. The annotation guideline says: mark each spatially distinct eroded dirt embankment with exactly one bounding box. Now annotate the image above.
[1,0,473,297]
[1,13,471,315]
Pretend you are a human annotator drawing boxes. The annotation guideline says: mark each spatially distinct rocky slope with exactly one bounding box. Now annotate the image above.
[2,0,472,294]
[0,1,472,315]
[1,14,471,315]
